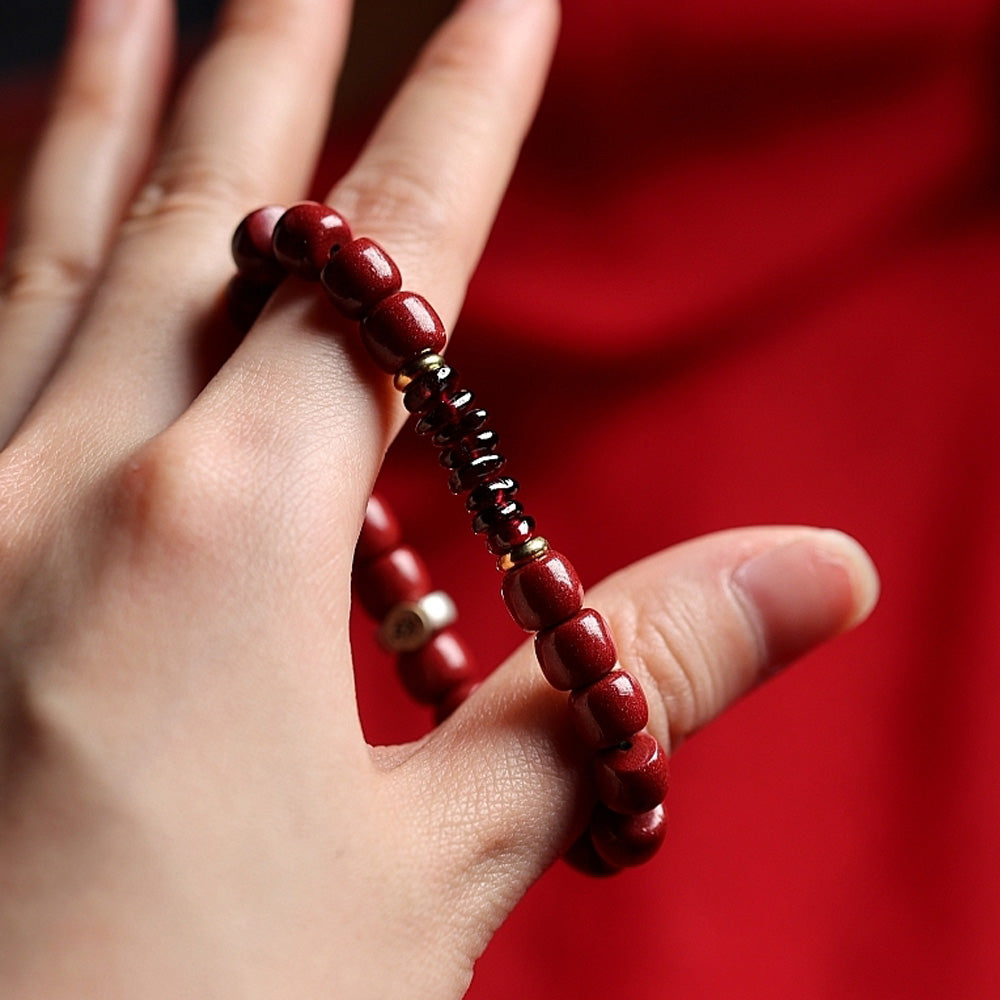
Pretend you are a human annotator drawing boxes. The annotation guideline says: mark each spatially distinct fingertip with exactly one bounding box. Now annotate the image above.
[731,529,880,668]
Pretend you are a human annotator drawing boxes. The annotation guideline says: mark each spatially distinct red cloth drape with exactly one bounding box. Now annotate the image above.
[365,0,1000,995]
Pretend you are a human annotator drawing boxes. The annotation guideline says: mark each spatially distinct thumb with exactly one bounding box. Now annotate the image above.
[385,526,878,959]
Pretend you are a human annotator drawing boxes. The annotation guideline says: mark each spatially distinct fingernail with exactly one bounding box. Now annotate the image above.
[732,531,879,669]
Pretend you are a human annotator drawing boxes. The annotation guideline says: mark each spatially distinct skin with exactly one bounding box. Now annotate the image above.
[0,0,879,997]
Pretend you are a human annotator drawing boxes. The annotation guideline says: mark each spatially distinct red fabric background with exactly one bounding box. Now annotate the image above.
[3,0,1000,995]
[363,0,1000,995]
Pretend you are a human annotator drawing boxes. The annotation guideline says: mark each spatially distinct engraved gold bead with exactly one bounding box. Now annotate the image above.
[497,536,550,572]
[377,590,458,652]
[393,352,447,391]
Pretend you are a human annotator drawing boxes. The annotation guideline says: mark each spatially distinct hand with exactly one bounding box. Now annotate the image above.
[0,0,879,997]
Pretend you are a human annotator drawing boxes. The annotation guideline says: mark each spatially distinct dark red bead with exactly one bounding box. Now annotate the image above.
[231,205,285,283]
[430,407,488,446]
[226,273,276,334]
[569,670,649,748]
[466,477,519,514]
[414,389,475,436]
[320,237,401,320]
[501,551,584,632]
[534,608,618,691]
[590,803,667,868]
[402,364,460,414]
[448,453,506,494]
[355,494,402,564]
[485,517,536,555]
[353,544,431,619]
[434,679,480,723]
[594,733,670,814]
[562,829,622,877]
[361,291,447,373]
[471,500,523,534]
[272,202,352,281]
[396,629,474,705]
[439,430,499,470]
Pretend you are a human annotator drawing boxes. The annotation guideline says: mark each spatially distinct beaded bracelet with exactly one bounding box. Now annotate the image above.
[228,201,670,875]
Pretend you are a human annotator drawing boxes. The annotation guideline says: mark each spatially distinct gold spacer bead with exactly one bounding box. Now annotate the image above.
[497,536,550,572]
[393,352,446,391]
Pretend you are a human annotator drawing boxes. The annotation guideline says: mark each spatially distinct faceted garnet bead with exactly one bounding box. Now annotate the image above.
[485,516,536,555]
[569,669,649,748]
[231,205,285,283]
[439,430,499,470]
[414,389,475,437]
[402,364,459,414]
[272,201,352,281]
[430,406,488,446]
[353,544,431,619]
[466,477,519,514]
[396,629,474,705]
[590,803,667,868]
[534,608,618,690]
[355,494,402,564]
[501,550,584,632]
[448,453,506,494]
[594,733,670,815]
[361,291,447,373]
[320,237,401,320]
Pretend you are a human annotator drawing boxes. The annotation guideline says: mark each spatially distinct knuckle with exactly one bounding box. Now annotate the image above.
[0,247,99,305]
[110,427,254,564]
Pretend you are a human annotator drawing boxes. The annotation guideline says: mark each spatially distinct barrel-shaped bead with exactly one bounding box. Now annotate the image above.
[396,629,474,705]
[534,608,618,691]
[320,237,401,319]
[272,202,352,281]
[590,803,667,868]
[231,205,285,283]
[353,544,431,619]
[569,669,649,747]
[355,494,403,564]
[501,550,584,632]
[361,291,447,373]
[594,733,670,814]
[562,829,622,878]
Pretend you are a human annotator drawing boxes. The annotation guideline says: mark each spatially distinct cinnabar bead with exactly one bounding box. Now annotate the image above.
[402,364,460,414]
[466,477,519,514]
[231,205,285,283]
[396,629,474,705]
[361,291,447,373]
[501,550,584,631]
[590,803,667,868]
[562,829,622,877]
[569,670,649,747]
[448,453,506,494]
[272,202,352,281]
[534,608,618,691]
[226,273,276,334]
[594,733,670,814]
[353,544,431,619]
[485,516,536,555]
[414,389,475,436]
[434,679,480,723]
[439,430,500,470]
[320,237,401,319]
[430,407,488,446]
[355,494,402,564]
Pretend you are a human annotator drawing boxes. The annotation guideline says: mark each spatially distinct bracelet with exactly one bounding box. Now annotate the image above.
[228,201,670,874]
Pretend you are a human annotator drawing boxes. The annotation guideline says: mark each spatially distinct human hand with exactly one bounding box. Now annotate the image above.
[0,0,879,997]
